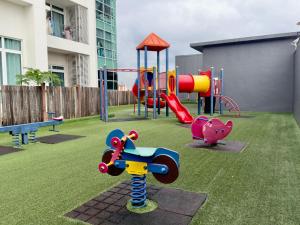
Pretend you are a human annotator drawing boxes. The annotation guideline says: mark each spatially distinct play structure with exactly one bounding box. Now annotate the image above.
[99,33,240,123]
[191,116,233,145]
[0,113,63,147]
[98,129,180,208]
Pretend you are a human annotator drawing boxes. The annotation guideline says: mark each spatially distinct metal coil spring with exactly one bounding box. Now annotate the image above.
[12,133,20,148]
[130,175,147,208]
[30,132,37,143]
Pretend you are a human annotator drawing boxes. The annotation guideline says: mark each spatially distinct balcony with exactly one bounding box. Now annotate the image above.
[47,35,89,55]
[5,0,33,6]
[46,0,88,44]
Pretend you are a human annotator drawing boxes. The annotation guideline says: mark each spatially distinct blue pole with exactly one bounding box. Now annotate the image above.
[99,69,103,121]
[197,69,201,115]
[166,48,169,117]
[153,67,157,119]
[137,50,141,116]
[175,66,179,96]
[220,68,224,115]
[104,66,108,122]
[144,46,148,118]
[210,67,214,116]
[198,93,201,115]
[157,51,160,115]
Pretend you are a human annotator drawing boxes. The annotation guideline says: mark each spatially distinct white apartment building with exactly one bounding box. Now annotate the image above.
[0,0,98,87]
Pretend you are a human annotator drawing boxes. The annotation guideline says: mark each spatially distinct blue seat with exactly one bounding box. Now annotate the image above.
[124,147,157,157]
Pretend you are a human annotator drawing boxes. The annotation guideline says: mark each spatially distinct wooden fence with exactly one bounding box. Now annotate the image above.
[0,86,135,125]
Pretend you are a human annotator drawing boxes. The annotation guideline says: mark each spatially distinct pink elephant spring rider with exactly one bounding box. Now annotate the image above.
[191,116,233,145]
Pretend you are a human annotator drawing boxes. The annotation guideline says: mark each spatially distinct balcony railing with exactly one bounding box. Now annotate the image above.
[46,3,88,44]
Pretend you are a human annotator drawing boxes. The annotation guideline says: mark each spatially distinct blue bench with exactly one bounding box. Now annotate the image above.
[0,113,63,148]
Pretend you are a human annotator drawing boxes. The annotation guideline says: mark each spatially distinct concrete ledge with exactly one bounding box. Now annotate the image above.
[191,32,300,52]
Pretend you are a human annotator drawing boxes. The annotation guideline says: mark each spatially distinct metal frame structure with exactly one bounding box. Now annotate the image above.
[136,46,170,119]
[99,66,225,122]
[99,68,108,122]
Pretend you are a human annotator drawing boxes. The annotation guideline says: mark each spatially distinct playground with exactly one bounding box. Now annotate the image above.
[0,105,299,225]
[0,32,299,225]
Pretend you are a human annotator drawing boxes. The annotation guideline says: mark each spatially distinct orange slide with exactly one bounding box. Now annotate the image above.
[161,93,194,124]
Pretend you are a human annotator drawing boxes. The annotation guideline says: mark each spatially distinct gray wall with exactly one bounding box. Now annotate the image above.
[202,39,295,112]
[294,47,300,126]
[175,54,203,74]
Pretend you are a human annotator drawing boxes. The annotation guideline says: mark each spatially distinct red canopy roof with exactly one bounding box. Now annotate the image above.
[136,33,170,51]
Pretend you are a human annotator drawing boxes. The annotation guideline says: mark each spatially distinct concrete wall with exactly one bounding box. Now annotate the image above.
[175,54,203,74]
[202,39,295,112]
[294,47,300,126]
[0,0,97,87]
[0,0,47,71]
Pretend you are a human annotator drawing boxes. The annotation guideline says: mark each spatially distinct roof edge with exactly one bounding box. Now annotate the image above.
[190,31,300,52]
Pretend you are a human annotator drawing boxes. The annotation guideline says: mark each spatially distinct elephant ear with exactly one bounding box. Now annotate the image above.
[225,121,233,129]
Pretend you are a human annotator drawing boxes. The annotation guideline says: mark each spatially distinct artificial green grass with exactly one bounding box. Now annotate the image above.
[0,105,299,225]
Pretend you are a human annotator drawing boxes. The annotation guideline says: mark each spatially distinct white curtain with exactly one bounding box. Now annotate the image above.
[4,38,21,51]
[6,53,21,85]
[52,12,64,38]
[0,53,2,85]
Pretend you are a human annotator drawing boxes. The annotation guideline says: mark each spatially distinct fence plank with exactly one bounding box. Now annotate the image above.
[0,86,136,125]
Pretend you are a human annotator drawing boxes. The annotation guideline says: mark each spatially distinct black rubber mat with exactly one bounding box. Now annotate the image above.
[65,181,207,225]
[37,134,85,144]
[187,140,247,153]
[0,146,19,155]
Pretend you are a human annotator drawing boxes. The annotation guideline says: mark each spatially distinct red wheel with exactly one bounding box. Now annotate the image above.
[111,137,122,149]
[98,162,108,173]
[101,150,124,176]
[152,155,179,184]
[129,130,138,140]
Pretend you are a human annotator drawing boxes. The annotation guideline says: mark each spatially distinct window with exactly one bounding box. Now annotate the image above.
[105,50,112,58]
[96,1,103,11]
[97,0,113,24]
[107,73,114,80]
[112,51,117,60]
[97,38,104,48]
[0,53,2,85]
[105,71,117,90]
[104,5,111,16]
[104,14,111,23]
[105,41,112,50]
[6,53,21,85]
[98,48,105,57]
[46,3,65,38]
[105,31,112,40]
[98,71,117,90]
[107,81,114,89]
[49,65,65,86]
[0,37,22,85]
[96,10,103,20]
[96,29,104,38]
[113,73,117,80]
[4,38,21,51]
[52,12,64,38]
[107,80,117,90]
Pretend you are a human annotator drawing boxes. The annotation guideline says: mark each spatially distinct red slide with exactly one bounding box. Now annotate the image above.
[161,93,194,124]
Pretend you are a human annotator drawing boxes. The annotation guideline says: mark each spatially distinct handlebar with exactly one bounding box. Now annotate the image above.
[99,130,138,173]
